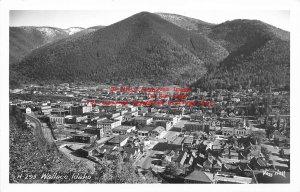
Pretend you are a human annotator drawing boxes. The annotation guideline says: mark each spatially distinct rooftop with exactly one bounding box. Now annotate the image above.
[112,125,135,131]
[215,175,252,184]
[73,133,97,137]
[173,120,189,128]
[171,136,185,145]
[107,135,132,144]
[84,127,99,131]
[49,114,65,117]
[152,126,165,133]
[153,114,175,118]
[98,119,120,124]
[183,136,194,144]
[184,169,213,183]
[134,116,153,120]
[138,126,156,132]
[185,121,202,125]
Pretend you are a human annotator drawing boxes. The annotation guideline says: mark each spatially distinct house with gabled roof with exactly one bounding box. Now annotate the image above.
[184,169,214,183]
[250,157,269,170]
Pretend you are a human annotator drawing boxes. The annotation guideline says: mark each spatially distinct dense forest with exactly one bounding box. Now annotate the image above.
[10,12,228,87]
[191,20,290,91]
[9,27,69,64]
[10,12,289,91]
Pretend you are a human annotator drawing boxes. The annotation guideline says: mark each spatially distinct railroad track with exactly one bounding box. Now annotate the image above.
[24,113,81,165]
[25,114,48,147]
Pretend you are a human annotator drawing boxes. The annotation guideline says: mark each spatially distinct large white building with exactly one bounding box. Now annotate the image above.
[146,113,180,126]
[82,103,93,113]
[41,105,52,115]
[49,115,65,124]
[97,120,122,134]
[112,125,136,135]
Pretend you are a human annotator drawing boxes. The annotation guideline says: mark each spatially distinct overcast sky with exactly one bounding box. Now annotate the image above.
[10,10,290,31]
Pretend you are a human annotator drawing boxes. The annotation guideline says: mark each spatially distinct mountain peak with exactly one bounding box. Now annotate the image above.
[11,11,229,86]
[155,12,215,33]
[9,26,70,64]
[137,11,152,15]
[10,12,289,90]
[212,19,289,44]
[64,27,85,35]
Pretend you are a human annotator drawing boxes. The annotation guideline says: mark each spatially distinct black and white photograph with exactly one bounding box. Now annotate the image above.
[1,0,299,190]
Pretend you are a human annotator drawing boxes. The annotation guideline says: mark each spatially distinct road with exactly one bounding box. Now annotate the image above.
[25,113,96,171]
[25,113,51,146]
[135,150,164,170]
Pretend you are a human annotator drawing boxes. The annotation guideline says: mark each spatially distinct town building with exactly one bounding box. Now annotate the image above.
[51,108,69,116]
[134,116,153,126]
[184,121,203,132]
[184,169,214,183]
[25,107,31,114]
[221,127,250,136]
[97,119,122,134]
[49,115,65,124]
[40,105,52,115]
[106,135,131,147]
[155,120,172,131]
[190,112,203,121]
[65,115,77,124]
[83,127,104,139]
[72,133,97,144]
[149,114,180,126]
[123,111,139,121]
[150,126,165,138]
[137,126,156,137]
[70,106,84,115]
[112,125,136,135]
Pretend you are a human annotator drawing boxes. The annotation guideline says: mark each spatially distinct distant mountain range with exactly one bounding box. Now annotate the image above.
[9,26,104,64]
[64,27,85,35]
[9,12,290,90]
[10,26,68,64]
[191,19,289,90]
